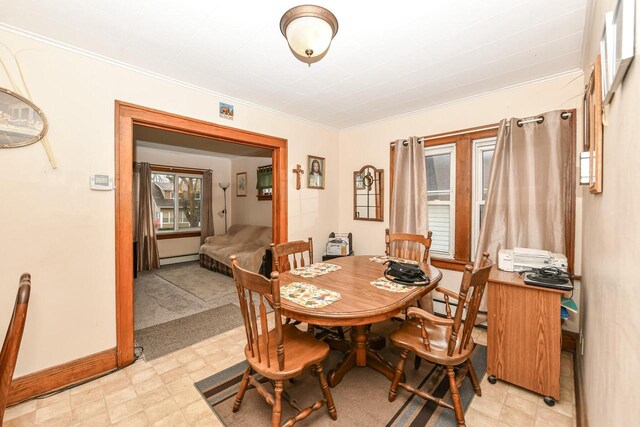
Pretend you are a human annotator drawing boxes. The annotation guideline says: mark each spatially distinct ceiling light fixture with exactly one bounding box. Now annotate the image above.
[280,5,339,66]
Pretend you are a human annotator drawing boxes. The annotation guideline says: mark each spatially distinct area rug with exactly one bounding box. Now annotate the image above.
[155,261,236,302]
[194,324,486,426]
[135,303,244,360]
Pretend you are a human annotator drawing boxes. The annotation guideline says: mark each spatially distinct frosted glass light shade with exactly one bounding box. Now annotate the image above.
[280,5,338,65]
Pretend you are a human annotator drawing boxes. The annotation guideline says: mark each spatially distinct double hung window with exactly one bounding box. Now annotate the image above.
[151,171,202,234]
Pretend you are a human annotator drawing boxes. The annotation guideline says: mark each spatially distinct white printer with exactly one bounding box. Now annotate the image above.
[498,248,568,272]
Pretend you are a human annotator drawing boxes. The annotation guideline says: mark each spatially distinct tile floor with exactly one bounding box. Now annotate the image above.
[3,327,576,427]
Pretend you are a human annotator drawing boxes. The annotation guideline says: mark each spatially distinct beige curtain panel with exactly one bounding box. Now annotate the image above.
[476,110,575,269]
[201,170,215,244]
[136,162,160,271]
[390,136,432,312]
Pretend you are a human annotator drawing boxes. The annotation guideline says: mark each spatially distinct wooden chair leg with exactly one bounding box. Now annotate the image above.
[389,349,409,402]
[315,363,337,420]
[466,360,482,397]
[272,380,284,427]
[233,367,251,412]
[414,354,422,370]
[447,366,465,426]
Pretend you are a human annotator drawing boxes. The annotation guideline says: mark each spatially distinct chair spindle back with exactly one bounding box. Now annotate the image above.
[0,273,31,423]
[447,253,492,356]
[385,228,432,263]
[271,238,314,272]
[231,256,285,371]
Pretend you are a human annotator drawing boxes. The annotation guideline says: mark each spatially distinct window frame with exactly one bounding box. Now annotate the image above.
[150,165,205,240]
[471,137,496,259]
[390,116,576,273]
[425,143,456,259]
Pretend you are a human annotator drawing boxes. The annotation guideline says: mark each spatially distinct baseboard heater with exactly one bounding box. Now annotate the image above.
[159,253,199,266]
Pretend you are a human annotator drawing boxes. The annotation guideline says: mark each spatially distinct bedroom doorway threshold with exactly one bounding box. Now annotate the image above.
[115,101,288,367]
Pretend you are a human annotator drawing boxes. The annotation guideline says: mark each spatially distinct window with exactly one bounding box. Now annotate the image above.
[471,138,496,258]
[151,171,202,234]
[391,126,499,270]
[425,144,456,258]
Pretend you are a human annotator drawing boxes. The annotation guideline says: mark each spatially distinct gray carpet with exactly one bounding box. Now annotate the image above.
[135,304,244,360]
[195,321,487,426]
[134,263,240,330]
[155,262,236,302]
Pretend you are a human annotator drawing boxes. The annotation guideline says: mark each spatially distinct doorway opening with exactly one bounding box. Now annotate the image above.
[115,101,288,366]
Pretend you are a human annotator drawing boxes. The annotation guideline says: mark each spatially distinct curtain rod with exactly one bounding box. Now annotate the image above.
[133,162,210,173]
[391,111,572,146]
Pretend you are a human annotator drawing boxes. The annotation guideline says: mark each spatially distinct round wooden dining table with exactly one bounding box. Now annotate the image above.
[277,255,442,387]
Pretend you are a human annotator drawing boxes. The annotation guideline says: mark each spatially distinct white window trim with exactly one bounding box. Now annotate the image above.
[153,171,203,234]
[471,137,496,259]
[425,143,456,259]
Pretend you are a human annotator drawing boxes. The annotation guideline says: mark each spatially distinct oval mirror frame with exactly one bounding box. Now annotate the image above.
[0,87,48,148]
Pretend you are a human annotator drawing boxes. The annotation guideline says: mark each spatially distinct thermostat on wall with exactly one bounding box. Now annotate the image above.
[90,174,114,190]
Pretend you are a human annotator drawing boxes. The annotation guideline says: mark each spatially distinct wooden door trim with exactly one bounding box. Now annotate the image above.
[115,101,288,367]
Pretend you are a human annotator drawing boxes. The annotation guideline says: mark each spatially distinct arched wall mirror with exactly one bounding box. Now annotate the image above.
[0,88,48,148]
[354,165,384,221]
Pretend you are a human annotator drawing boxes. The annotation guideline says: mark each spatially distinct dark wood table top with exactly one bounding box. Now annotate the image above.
[278,255,442,327]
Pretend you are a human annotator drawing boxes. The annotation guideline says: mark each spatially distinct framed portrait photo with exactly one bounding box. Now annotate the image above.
[236,172,247,197]
[307,155,325,189]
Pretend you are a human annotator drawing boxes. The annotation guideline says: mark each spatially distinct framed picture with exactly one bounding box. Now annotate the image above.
[600,12,614,102]
[588,56,603,194]
[606,0,636,103]
[307,155,325,189]
[219,102,234,120]
[236,172,247,197]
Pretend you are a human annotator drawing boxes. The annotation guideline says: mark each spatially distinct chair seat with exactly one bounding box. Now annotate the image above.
[245,324,330,379]
[389,319,474,366]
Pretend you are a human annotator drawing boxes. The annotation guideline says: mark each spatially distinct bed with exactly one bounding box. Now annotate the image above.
[199,224,272,276]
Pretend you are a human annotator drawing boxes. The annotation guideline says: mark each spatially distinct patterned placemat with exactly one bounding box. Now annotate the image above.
[289,262,342,278]
[370,277,418,293]
[280,282,341,308]
[369,255,419,265]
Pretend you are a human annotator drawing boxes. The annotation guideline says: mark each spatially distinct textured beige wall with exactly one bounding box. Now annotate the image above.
[0,28,339,377]
[230,157,273,228]
[579,0,640,425]
[337,73,584,332]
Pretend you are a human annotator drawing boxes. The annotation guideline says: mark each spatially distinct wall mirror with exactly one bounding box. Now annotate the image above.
[0,88,48,148]
[354,165,384,221]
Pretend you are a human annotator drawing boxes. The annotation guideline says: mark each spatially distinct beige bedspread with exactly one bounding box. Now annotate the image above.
[199,224,272,273]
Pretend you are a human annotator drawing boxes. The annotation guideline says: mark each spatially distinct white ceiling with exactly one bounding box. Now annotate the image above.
[0,0,587,128]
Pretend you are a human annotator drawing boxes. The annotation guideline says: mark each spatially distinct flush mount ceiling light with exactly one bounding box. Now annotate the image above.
[280,5,339,66]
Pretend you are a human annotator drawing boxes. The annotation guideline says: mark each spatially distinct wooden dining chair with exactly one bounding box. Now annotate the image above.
[385,228,433,262]
[385,228,433,316]
[388,253,492,427]
[271,239,345,341]
[1,273,31,424]
[230,256,337,426]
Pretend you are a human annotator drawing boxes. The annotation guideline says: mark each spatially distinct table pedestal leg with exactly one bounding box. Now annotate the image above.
[327,325,400,388]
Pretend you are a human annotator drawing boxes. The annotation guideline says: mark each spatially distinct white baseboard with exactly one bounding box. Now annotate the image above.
[159,254,199,266]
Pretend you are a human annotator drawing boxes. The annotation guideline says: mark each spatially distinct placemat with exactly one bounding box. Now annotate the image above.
[280,282,341,308]
[369,255,419,265]
[370,277,417,293]
[289,262,342,278]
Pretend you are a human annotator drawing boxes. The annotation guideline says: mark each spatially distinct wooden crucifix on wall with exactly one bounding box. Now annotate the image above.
[292,164,304,190]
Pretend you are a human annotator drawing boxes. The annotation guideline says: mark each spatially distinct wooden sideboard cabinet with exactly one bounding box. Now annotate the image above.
[486,266,569,404]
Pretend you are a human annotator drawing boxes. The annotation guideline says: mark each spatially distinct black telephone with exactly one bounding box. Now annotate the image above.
[383,260,430,286]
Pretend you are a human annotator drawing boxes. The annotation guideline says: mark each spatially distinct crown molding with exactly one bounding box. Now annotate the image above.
[342,68,584,131]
